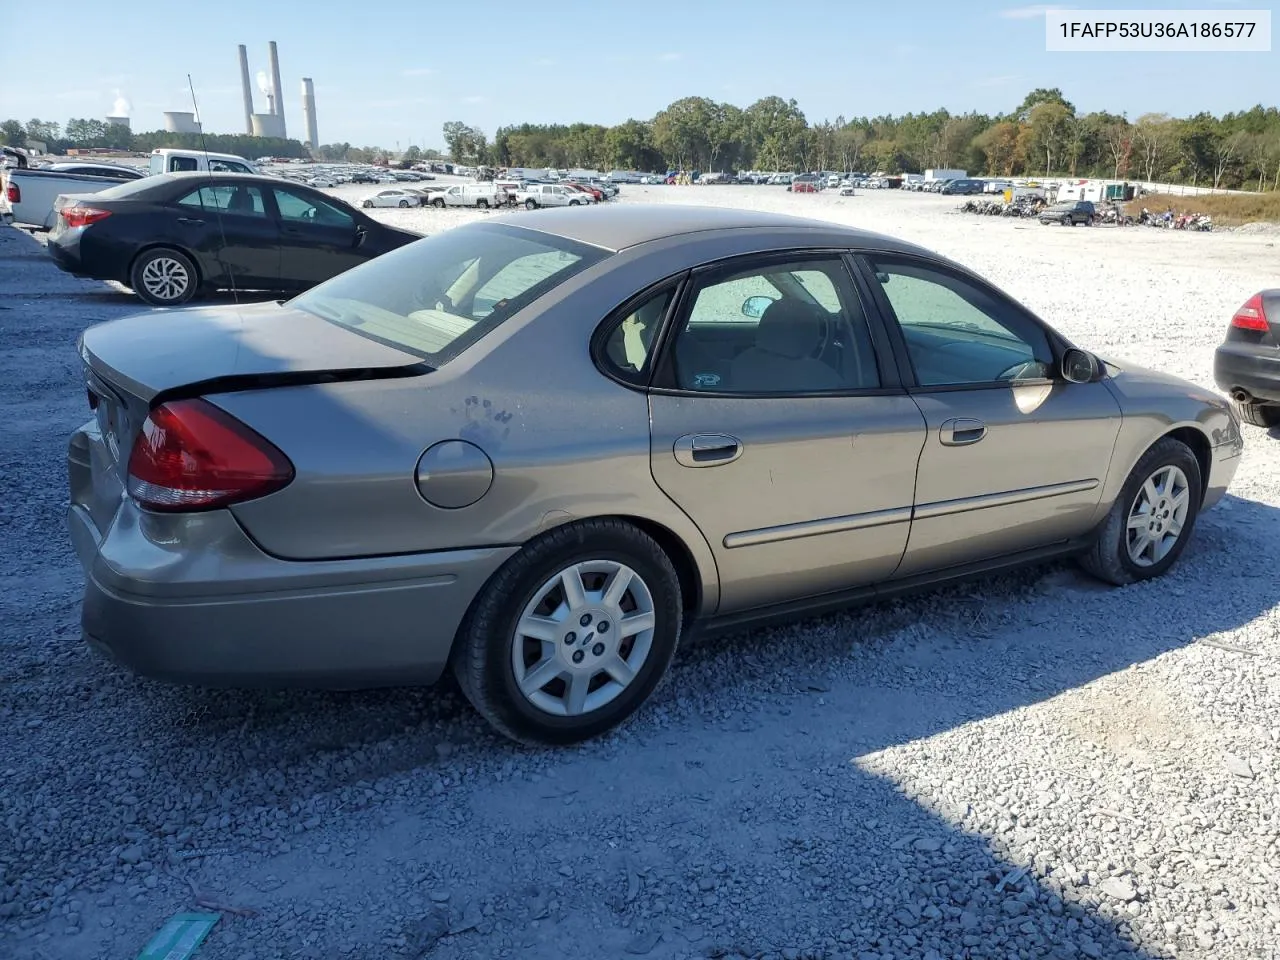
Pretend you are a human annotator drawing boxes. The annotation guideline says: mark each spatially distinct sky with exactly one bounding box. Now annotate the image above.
[4,1,1274,148]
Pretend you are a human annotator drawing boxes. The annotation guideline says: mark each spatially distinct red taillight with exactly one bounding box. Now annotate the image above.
[5,182,18,203]
[60,205,112,229]
[126,399,294,512]
[1231,293,1270,332]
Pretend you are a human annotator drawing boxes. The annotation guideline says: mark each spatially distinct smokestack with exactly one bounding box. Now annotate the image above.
[238,44,254,135]
[301,78,318,149]
[268,41,286,137]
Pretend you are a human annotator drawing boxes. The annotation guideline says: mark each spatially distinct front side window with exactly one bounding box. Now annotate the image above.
[272,189,353,228]
[175,184,267,217]
[669,258,881,394]
[290,222,609,363]
[866,257,1053,386]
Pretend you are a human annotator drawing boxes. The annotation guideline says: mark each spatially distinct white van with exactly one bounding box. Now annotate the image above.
[148,149,259,176]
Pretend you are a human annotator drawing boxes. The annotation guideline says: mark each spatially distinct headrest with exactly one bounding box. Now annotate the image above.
[755,298,824,359]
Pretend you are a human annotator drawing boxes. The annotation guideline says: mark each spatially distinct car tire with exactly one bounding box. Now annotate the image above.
[1077,436,1203,586]
[525,199,538,210]
[477,199,489,209]
[569,199,580,206]
[432,198,445,208]
[130,248,198,307]
[398,200,409,208]
[1230,398,1280,428]
[362,200,374,208]
[452,519,683,746]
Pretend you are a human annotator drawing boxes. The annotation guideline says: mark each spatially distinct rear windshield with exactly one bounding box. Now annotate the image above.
[289,222,610,363]
[90,176,167,201]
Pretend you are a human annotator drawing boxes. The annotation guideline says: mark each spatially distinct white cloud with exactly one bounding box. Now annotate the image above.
[657,52,682,61]
[401,67,436,77]
[999,4,1073,18]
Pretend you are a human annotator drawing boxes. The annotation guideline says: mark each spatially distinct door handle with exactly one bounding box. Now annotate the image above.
[176,217,205,226]
[673,434,742,468]
[940,418,986,446]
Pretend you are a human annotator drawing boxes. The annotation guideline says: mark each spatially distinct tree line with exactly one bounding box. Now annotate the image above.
[451,89,1278,191]
[0,118,309,160]
[6,89,1279,191]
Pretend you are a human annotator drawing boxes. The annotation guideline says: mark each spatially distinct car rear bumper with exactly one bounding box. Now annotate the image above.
[46,235,87,275]
[68,421,517,688]
[1214,343,1280,404]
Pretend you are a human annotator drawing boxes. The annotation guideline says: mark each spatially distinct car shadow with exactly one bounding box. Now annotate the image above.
[4,221,1275,960]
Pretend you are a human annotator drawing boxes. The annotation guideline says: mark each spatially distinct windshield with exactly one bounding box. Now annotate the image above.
[289,222,610,363]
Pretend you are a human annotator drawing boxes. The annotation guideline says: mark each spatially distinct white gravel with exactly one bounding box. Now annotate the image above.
[2,185,1279,960]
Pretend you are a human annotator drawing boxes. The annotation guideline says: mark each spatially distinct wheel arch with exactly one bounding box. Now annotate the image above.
[1162,425,1212,505]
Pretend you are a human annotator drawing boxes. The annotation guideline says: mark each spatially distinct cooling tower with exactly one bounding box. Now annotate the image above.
[238,44,254,135]
[251,113,286,140]
[163,111,201,134]
[105,116,131,130]
[301,78,318,148]
[268,41,286,137]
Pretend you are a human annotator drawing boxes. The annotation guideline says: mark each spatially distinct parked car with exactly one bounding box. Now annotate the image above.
[563,182,602,202]
[940,178,987,196]
[46,172,419,306]
[1040,200,1096,226]
[431,183,502,208]
[362,188,422,208]
[2,155,145,230]
[67,205,1242,745]
[148,148,258,176]
[517,183,588,208]
[1213,290,1280,427]
[790,174,822,193]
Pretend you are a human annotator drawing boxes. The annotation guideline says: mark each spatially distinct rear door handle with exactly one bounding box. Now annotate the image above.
[940,418,986,446]
[176,217,205,226]
[674,434,742,467]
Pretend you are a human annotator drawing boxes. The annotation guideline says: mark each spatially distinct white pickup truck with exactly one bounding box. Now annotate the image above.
[516,183,588,209]
[2,149,145,230]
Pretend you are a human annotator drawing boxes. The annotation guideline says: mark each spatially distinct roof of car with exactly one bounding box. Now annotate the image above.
[486,203,928,254]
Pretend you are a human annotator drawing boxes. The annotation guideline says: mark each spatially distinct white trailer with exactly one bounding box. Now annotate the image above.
[924,168,967,181]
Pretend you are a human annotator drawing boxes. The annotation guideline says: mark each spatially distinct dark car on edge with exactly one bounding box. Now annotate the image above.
[1214,290,1280,428]
[47,172,420,306]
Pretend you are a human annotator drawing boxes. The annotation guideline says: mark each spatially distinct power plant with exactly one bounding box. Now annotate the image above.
[236,40,315,144]
[105,115,130,131]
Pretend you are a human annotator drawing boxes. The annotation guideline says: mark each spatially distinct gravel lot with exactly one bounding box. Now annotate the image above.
[2,186,1279,960]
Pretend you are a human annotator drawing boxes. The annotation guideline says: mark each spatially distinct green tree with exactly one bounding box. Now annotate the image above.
[0,119,27,146]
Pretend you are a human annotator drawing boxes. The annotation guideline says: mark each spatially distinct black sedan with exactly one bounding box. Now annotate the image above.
[1214,290,1280,428]
[47,173,420,306]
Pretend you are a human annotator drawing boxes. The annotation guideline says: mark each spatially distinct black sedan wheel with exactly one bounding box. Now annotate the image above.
[130,248,198,307]
[453,519,682,745]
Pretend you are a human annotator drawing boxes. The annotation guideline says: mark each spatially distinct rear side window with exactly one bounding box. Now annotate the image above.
[177,185,267,217]
[290,222,610,364]
[599,286,677,385]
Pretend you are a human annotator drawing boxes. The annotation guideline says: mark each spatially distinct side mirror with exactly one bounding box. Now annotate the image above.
[741,295,773,319]
[1061,347,1102,384]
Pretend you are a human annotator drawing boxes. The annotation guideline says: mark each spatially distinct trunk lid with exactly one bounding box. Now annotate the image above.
[79,299,427,403]
[77,300,428,485]
[1224,289,1280,349]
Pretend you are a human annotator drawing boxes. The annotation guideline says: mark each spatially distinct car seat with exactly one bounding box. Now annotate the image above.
[729,298,845,392]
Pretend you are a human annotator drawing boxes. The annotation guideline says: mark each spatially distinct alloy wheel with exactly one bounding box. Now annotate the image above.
[511,560,656,717]
[1126,464,1191,566]
[140,257,189,302]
